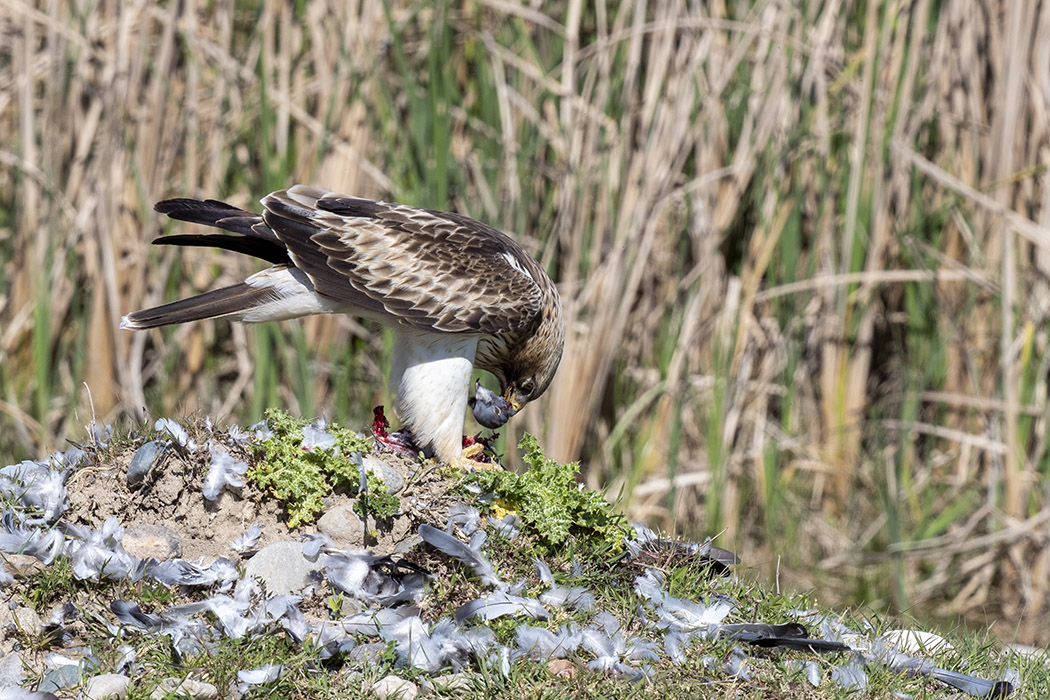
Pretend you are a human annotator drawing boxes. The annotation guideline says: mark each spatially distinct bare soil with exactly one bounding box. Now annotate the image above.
[67,431,461,564]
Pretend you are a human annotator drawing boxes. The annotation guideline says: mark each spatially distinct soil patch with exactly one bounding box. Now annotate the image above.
[67,429,462,564]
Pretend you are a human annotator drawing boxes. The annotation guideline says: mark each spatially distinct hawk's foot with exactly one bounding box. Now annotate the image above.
[451,447,503,472]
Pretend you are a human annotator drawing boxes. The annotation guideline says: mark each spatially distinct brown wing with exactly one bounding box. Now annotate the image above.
[260,185,547,335]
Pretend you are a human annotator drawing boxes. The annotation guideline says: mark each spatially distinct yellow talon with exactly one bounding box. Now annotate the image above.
[451,447,503,472]
[462,442,485,460]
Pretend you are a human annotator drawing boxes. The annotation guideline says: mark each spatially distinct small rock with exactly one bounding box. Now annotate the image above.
[150,677,218,700]
[127,441,163,487]
[121,524,182,560]
[0,650,26,686]
[347,642,387,665]
[392,534,423,554]
[242,540,329,595]
[429,672,473,692]
[9,606,42,638]
[4,555,44,577]
[317,505,364,549]
[547,659,577,678]
[38,663,80,693]
[81,673,130,699]
[363,456,405,494]
[366,675,417,700]
[339,596,366,618]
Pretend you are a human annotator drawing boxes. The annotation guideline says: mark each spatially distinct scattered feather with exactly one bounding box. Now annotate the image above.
[0,461,69,525]
[301,425,336,452]
[67,518,140,581]
[454,592,549,624]
[301,532,335,559]
[326,551,426,606]
[881,628,953,655]
[419,524,503,590]
[533,559,553,585]
[723,645,751,680]
[447,503,482,536]
[335,605,422,637]
[832,655,869,692]
[870,640,1014,697]
[237,663,284,691]
[231,524,263,554]
[114,644,137,675]
[202,444,249,501]
[788,659,821,687]
[154,418,198,452]
[0,512,64,564]
[634,570,733,631]
[517,625,582,660]
[488,513,520,539]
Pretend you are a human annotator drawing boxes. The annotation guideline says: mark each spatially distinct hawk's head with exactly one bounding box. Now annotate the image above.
[475,292,564,427]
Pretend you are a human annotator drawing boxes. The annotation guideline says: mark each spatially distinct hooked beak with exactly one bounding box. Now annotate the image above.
[502,386,525,413]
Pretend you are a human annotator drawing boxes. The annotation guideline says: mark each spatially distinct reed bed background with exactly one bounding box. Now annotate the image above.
[3,0,1050,643]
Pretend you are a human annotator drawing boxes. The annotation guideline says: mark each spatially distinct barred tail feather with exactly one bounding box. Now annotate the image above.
[120,283,278,330]
[121,267,345,331]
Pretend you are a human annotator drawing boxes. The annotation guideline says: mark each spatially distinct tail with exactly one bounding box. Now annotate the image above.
[122,196,332,330]
[150,198,289,264]
[120,283,280,330]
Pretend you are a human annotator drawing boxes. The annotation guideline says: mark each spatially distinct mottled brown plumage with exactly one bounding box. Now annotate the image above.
[122,185,564,468]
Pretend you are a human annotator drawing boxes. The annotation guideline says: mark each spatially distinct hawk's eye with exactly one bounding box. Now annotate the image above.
[519,380,535,395]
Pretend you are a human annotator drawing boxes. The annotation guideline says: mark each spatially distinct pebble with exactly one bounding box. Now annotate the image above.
[0,651,25,686]
[38,663,80,693]
[242,540,329,595]
[4,555,44,577]
[547,658,577,678]
[150,677,218,700]
[317,505,364,549]
[366,675,417,700]
[81,673,130,699]
[127,441,163,487]
[392,534,423,554]
[121,523,182,560]
[9,606,42,639]
[363,456,405,494]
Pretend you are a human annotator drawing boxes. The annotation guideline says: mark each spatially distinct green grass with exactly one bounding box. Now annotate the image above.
[251,409,398,526]
[3,428,1038,698]
[2,0,1050,647]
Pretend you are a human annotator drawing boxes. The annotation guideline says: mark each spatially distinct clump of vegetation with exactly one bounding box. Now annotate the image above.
[352,486,401,521]
[251,409,399,527]
[465,435,630,554]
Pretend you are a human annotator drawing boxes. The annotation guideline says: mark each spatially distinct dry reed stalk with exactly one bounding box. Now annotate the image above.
[6,0,1050,641]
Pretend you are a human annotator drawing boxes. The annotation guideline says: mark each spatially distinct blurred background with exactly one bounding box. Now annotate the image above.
[3,0,1050,644]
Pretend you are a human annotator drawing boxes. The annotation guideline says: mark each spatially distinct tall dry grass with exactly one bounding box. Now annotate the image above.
[4,0,1050,641]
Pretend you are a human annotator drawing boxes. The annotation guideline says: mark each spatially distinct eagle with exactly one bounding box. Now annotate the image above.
[121,185,564,470]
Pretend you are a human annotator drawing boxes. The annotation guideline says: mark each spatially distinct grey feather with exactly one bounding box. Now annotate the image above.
[419,524,503,589]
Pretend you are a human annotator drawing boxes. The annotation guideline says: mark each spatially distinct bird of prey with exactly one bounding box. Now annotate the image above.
[121,185,564,470]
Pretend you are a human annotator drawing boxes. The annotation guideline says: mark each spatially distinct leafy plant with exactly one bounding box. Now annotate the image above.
[250,409,398,527]
[465,435,630,554]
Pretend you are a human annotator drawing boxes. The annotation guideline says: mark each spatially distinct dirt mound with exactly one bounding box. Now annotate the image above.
[67,427,458,564]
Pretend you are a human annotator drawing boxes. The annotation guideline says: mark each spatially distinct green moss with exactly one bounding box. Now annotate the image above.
[465,434,630,554]
[250,409,399,527]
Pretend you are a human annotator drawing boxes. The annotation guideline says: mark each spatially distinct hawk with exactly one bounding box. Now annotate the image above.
[122,185,564,470]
